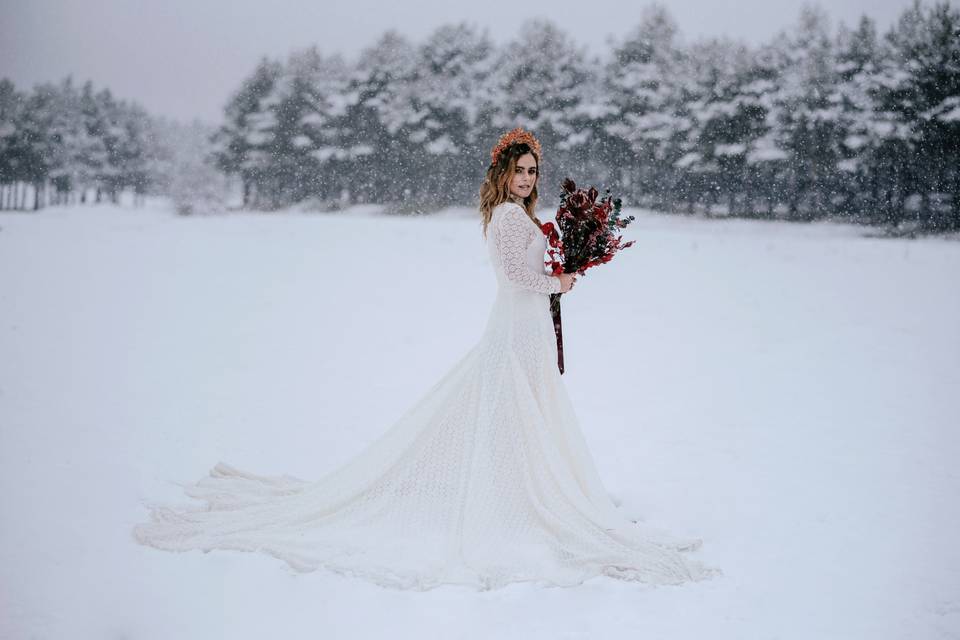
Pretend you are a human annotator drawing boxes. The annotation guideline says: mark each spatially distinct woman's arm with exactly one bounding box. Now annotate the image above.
[494,205,563,295]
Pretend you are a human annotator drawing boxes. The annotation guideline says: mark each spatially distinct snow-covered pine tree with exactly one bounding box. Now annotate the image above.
[75,79,111,205]
[212,57,283,209]
[881,0,960,230]
[39,78,101,207]
[412,23,497,206]
[291,48,350,207]
[491,18,593,198]
[767,5,842,221]
[10,81,61,209]
[675,37,771,216]
[343,30,419,208]
[738,44,786,216]
[0,79,19,209]
[833,15,886,222]
[603,4,686,208]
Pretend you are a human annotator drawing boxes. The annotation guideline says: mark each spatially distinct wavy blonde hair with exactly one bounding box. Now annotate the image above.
[479,141,543,238]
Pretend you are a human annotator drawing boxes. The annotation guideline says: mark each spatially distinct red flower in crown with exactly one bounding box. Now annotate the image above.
[490,127,543,166]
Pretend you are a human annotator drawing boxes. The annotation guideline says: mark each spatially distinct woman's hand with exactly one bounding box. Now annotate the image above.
[557,273,577,293]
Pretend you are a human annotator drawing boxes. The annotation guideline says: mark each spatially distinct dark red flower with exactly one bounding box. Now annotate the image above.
[567,191,589,211]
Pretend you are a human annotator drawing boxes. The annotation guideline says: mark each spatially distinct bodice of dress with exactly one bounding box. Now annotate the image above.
[487,202,562,295]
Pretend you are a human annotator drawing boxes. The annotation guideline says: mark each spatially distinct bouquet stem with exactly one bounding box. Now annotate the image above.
[549,292,564,374]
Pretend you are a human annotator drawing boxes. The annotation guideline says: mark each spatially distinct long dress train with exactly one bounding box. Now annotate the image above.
[132,201,722,591]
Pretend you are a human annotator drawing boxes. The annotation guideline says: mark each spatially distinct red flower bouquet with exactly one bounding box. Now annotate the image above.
[543,178,636,374]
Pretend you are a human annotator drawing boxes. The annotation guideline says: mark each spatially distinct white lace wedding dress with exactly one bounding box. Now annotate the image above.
[132,201,721,590]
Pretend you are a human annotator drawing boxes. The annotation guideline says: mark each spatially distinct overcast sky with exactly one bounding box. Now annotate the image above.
[1,0,917,124]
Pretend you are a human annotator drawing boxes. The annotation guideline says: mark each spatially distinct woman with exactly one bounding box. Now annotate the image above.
[132,128,721,591]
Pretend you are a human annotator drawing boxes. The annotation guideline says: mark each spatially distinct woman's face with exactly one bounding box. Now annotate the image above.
[509,153,538,200]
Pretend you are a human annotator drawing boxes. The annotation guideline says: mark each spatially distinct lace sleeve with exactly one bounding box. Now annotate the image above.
[494,204,562,295]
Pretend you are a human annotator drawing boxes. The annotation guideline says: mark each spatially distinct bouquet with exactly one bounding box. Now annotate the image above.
[540,178,636,374]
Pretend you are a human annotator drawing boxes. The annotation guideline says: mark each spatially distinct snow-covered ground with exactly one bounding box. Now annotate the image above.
[1,201,958,639]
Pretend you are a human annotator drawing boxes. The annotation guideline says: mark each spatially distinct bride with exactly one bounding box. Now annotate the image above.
[132,127,721,591]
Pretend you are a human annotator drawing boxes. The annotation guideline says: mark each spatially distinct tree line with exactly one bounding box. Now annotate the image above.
[1,1,958,232]
[0,76,156,209]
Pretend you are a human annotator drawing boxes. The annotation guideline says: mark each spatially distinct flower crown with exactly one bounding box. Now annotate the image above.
[490,127,542,167]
